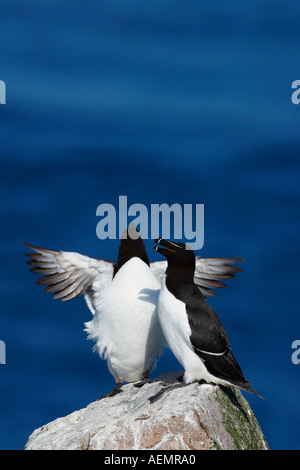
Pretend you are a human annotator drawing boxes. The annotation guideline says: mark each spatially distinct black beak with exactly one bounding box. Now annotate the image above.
[152,238,184,255]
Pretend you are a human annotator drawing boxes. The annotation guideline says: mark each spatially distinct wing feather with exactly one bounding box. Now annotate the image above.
[23,242,115,312]
[150,257,243,296]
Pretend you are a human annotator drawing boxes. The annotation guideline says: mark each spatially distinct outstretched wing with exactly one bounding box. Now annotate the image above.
[193,257,243,297]
[150,257,243,297]
[23,242,115,313]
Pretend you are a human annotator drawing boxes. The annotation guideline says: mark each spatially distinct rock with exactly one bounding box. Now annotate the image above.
[25,372,268,450]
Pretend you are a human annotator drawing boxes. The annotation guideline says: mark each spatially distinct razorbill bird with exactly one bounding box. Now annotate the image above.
[152,238,260,398]
[23,224,244,397]
[24,223,164,397]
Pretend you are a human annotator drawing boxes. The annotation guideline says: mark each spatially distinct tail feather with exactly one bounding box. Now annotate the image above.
[237,382,263,399]
[197,348,263,398]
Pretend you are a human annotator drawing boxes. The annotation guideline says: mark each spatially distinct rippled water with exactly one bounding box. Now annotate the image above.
[0,1,299,449]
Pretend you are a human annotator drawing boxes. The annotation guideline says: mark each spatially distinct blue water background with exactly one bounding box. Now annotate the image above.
[0,1,299,449]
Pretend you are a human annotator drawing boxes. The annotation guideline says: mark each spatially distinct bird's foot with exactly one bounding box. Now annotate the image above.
[148,379,186,404]
[134,378,153,388]
[160,372,184,387]
[97,383,123,400]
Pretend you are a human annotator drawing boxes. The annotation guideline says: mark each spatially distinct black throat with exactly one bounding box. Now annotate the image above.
[165,257,200,302]
[114,227,150,277]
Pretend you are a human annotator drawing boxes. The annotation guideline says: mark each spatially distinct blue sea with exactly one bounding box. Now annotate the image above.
[0,1,299,450]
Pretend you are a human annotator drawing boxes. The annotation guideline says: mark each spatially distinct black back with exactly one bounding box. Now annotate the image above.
[165,254,247,387]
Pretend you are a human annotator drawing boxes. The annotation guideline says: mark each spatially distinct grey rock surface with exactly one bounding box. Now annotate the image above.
[25,372,268,450]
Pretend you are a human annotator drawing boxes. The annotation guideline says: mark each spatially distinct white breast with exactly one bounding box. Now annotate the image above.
[85,258,165,383]
[158,276,212,384]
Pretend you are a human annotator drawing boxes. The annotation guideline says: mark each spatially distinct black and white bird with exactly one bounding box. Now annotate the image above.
[153,238,260,397]
[23,224,244,397]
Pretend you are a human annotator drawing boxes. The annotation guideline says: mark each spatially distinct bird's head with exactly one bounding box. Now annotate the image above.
[153,238,196,278]
[114,222,149,276]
